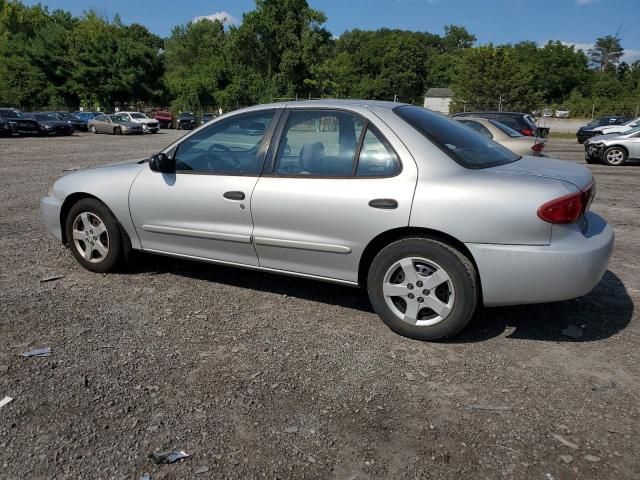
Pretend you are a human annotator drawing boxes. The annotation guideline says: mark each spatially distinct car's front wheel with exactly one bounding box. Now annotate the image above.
[65,198,123,273]
[602,146,627,166]
[367,238,478,340]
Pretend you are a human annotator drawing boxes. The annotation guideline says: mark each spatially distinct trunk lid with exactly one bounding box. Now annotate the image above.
[484,156,592,190]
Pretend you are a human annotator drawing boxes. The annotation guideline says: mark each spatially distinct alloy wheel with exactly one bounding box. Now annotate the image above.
[606,148,625,165]
[71,212,109,263]
[382,257,455,327]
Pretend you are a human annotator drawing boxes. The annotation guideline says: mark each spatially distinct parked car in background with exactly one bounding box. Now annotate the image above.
[201,112,216,125]
[153,111,173,129]
[74,111,102,122]
[584,127,640,166]
[176,112,197,130]
[40,100,612,341]
[576,116,633,144]
[592,117,640,137]
[117,111,159,133]
[542,109,553,118]
[555,108,570,118]
[88,114,143,135]
[451,111,549,137]
[54,111,88,131]
[0,108,40,135]
[455,117,546,156]
[29,112,74,136]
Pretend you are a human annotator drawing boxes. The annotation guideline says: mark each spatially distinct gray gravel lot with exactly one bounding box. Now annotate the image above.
[0,131,639,479]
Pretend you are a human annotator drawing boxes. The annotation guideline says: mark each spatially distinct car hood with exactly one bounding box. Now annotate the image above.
[39,121,70,127]
[588,133,625,142]
[483,156,592,190]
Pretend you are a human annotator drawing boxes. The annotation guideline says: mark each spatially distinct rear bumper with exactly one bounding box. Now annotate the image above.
[467,212,614,307]
[40,196,63,242]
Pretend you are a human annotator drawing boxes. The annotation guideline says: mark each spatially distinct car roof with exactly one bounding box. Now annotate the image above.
[235,99,408,114]
[452,111,528,116]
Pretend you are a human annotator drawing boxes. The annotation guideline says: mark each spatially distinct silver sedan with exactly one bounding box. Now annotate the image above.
[40,100,614,340]
[584,127,640,166]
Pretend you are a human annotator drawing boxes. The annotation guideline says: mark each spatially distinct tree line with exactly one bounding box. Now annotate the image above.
[1,0,638,117]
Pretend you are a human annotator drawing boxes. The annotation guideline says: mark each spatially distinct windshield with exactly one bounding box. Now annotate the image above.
[0,109,21,118]
[622,126,640,136]
[489,119,524,138]
[129,113,148,119]
[395,106,520,168]
[34,113,59,121]
[622,117,640,126]
[179,113,194,118]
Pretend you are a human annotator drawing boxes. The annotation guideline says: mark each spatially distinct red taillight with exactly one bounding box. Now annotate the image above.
[531,142,544,153]
[521,128,534,136]
[537,181,595,224]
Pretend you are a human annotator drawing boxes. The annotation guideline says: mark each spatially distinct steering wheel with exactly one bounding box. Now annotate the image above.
[207,143,240,170]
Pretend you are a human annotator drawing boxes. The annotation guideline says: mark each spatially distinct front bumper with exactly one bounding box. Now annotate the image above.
[467,212,614,307]
[585,143,605,161]
[40,195,64,242]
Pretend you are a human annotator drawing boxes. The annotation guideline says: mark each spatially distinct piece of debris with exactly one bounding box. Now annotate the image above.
[39,274,64,283]
[404,372,415,381]
[550,433,579,450]
[194,465,210,474]
[468,404,512,412]
[139,475,152,480]
[63,166,82,172]
[545,474,556,480]
[559,455,573,464]
[148,450,190,464]
[584,454,601,462]
[561,325,583,339]
[0,396,13,409]
[591,381,615,391]
[20,347,51,357]
[284,426,299,433]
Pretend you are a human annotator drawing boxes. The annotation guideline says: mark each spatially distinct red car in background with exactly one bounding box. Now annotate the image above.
[153,111,174,129]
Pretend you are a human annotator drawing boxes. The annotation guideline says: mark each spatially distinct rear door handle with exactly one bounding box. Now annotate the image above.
[368,198,398,209]
[223,191,245,201]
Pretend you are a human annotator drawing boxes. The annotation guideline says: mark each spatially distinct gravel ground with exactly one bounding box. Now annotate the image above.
[0,131,638,480]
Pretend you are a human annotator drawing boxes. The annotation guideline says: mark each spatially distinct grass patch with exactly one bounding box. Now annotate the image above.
[548,131,577,140]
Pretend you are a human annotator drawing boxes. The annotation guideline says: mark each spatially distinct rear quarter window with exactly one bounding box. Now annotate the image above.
[395,106,520,169]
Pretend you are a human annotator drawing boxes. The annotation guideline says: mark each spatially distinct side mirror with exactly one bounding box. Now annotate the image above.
[149,153,175,173]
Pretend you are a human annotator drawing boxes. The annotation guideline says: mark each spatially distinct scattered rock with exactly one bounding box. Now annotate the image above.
[561,325,583,339]
[284,426,299,433]
[148,449,189,464]
[584,454,601,462]
[559,455,573,464]
[194,465,210,474]
[550,433,579,450]
[20,347,51,357]
[469,404,512,412]
[404,372,415,381]
[0,396,13,409]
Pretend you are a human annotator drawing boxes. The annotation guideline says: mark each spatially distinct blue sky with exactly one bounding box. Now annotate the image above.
[23,0,640,61]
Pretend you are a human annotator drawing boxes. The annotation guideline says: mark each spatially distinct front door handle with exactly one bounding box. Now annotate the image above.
[369,198,398,209]
[223,191,245,201]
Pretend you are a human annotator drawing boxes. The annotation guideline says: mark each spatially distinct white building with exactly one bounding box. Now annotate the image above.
[423,88,454,114]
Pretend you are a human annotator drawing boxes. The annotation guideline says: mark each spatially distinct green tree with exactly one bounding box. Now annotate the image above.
[589,35,624,72]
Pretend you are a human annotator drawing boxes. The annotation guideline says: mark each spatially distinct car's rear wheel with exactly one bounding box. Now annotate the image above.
[90,125,97,134]
[114,127,122,135]
[367,238,478,340]
[65,198,123,273]
[602,146,627,166]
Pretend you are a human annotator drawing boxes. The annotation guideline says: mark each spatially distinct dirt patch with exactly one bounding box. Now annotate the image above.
[0,134,638,479]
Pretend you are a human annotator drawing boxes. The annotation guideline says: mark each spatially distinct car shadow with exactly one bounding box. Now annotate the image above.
[126,256,633,343]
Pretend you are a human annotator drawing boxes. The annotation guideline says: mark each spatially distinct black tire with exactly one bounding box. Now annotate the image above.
[176,123,181,130]
[602,146,627,166]
[114,127,122,135]
[65,198,124,273]
[367,238,478,340]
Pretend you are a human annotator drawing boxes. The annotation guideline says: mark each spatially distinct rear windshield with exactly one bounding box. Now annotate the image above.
[130,113,148,119]
[489,119,524,137]
[395,106,520,169]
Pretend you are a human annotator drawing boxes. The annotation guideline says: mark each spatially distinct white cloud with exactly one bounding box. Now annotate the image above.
[193,11,239,25]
